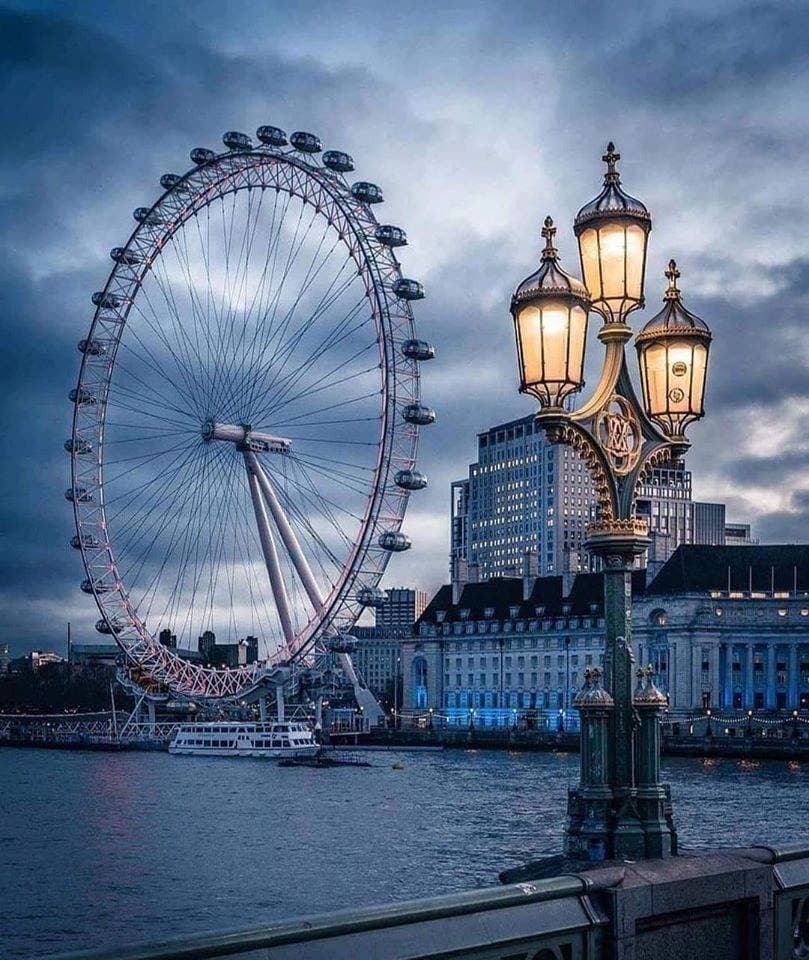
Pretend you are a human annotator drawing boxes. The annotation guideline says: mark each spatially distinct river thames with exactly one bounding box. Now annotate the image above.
[1,748,806,957]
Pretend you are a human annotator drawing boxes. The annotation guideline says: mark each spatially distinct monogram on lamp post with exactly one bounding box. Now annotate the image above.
[510,144,712,861]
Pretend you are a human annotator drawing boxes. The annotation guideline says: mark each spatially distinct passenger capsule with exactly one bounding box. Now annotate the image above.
[133,207,164,225]
[223,131,253,150]
[190,147,216,165]
[323,150,355,173]
[392,278,424,300]
[159,173,189,192]
[402,339,435,361]
[290,131,322,153]
[110,247,142,265]
[81,579,113,594]
[69,387,96,405]
[256,125,288,146]
[351,181,384,204]
[328,634,356,654]
[95,617,122,635]
[357,586,387,608]
[375,225,407,247]
[394,469,428,490]
[65,486,93,503]
[78,338,106,356]
[64,438,93,455]
[71,533,100,550]
[402,403,436,426]
[378,531,411,552]
[92,292,120,309]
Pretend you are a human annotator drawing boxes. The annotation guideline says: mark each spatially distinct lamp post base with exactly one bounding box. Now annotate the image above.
[562,526,678,862]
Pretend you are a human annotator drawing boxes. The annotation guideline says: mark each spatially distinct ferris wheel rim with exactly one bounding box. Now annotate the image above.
[69,140,422,700]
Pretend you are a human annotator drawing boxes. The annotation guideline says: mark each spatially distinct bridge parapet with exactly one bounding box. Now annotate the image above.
[42,845,809,960]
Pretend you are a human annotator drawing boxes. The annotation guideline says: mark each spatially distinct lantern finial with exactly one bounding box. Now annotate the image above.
[541,215,558,261]
[602,141,621,183]
[664,259,681,300]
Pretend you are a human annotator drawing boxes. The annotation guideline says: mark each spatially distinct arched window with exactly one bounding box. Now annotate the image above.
[411,656,428,709]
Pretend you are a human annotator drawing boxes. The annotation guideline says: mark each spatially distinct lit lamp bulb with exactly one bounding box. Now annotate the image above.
[574,142,651,324]
[635,260,712,438]
[510,216,590,409]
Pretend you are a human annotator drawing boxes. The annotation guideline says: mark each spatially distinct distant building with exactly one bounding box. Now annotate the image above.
[693,501,727,546]
[196,630,258,667]
[725,522,755,546]
[0,642,9,675]
[349,627,402,705]
[375,587,427,636]
[402,545,809,723]
[634,545,809,713]
[69,643,120,668]
[158,628,177,649]
[450,413,732,580]
[26,650,65,670]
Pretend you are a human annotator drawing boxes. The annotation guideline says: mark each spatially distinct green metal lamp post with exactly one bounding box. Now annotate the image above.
[510,144,712,861]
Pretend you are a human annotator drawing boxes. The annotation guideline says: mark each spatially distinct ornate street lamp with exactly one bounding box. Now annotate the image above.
[510,142,712,863]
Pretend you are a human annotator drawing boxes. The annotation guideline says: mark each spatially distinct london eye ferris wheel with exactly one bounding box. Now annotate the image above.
[66,125,435,701]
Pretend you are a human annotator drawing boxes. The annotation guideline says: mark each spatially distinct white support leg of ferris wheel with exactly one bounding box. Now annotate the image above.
[247,450,384,726]
[246,452,324,609]
[246,462,296,651]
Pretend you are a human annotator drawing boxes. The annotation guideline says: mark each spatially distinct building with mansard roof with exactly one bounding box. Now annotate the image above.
[402,545,809,725]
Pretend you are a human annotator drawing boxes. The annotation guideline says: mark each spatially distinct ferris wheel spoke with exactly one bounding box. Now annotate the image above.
[230,206,329,414]
[130,289,207,416]
[266,348,379,426]
[252,295,371,420]
[236,226,341,401]
[120,444,212,605]
[214,185,271,405]
[115,445,210,576]
[157,447,228,643]
[245,273,363,421]
[272,459,360,545]
[185,453,231,638]
[148,254,213,414]
[117,318,202,415]
[104,439,203,519]
[103,360,199,423]
[289,451,373,497]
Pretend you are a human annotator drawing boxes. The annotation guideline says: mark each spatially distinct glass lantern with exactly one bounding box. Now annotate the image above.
[574,143,651,324]
[636,260,712,437]
[511,217,590,408]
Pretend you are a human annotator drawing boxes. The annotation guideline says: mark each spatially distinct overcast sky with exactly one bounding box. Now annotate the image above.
[2,0,809,655]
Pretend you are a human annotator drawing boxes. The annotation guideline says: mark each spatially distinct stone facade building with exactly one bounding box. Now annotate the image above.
[402,545,809,723]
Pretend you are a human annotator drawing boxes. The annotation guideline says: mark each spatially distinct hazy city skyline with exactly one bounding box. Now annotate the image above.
[3,0,809,653]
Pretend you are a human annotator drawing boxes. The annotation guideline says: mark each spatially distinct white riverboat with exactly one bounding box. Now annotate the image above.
[169,721,319,758]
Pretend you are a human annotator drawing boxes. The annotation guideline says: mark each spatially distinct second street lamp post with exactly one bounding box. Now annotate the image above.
[510,143,713,862]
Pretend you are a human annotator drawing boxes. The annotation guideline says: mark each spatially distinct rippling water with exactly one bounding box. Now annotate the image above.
[1,748,806,957]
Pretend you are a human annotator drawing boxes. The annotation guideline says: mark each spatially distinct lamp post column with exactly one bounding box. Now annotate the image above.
[586,524,649,861]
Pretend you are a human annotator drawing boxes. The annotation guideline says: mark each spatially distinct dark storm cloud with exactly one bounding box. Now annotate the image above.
[2,0,809,655]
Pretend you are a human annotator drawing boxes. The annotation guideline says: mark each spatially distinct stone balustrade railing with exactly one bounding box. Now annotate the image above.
[45,843,809,960]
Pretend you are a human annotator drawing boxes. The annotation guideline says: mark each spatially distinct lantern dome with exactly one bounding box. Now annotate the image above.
[510,216,590,409]
[574,142,650,229]
[512,217,589,306]
[574,143,651,323]
[635,260,712,437]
